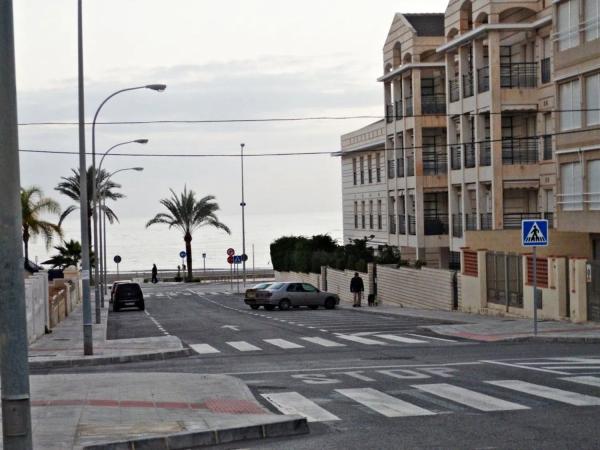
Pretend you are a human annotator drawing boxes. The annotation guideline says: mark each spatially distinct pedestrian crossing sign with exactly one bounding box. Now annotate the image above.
[522,219,549,247]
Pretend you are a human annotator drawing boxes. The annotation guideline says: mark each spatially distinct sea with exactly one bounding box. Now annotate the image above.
[28,211,343,273]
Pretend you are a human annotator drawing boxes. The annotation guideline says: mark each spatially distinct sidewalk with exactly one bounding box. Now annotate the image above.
[340,303,600,342]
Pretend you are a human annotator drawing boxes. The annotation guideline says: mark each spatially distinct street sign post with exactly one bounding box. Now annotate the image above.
[233,255,243,264]
[179,251,186,272]
[113,255,122,277]
[227,248,235,256]
[522,219,549,336]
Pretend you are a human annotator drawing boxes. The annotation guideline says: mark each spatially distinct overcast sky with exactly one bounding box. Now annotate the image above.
[14,0,444,247]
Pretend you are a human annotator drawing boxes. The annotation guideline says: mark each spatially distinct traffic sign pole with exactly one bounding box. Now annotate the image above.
[522,219,548,337]
[533,246,538,336]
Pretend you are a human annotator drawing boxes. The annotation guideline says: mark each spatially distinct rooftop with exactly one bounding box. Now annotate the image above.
[403,13,445,37]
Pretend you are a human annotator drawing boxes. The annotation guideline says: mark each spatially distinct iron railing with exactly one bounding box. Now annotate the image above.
[398,214,406,234]
[480,140,491,166]
[464,143,476,168]
[405,96,413,117]
[541,58,551,84]
[394,100,403,119]
[502,137,539,165]
[463,72,474,97]
[465,213,478,231]
[503,212,541,229]
[408,215,416,235]
[452,214,463,237]
[449,79,460,102]
[451,145,462,170]
[389,214,396,234]
[424,213,449,235]
[423,148,448,175]
[386,104,394,123]
[477,66,489,93]
[480,212,493,230]
[387,159,395,179]
[500,62,537,88]
[422,94,446,115]
[406,156,415,176]
[543,135,553,160]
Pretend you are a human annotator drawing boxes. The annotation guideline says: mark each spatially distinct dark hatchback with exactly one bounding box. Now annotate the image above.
[112,282,145,312]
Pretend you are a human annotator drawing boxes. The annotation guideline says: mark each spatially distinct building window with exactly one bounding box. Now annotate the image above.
[352,158,357,185]
[560,162,583,210]
[588,160,600,209]
[376,153,381,182]
[377,199,382,230]
[369,200,374,229]
[560,79,581,130]
[558,0,580,50]
[361,201,366,229]
[585,0,600,42]
[367,155,373,183]
[586,73,600,126]
[354,201,358,228]
[359,157,365,184]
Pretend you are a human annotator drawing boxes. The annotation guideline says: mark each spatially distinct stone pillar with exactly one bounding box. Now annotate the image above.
[367,262,375,297]
[569,258,588,322]
[552,257,568,318]
[320,265,327,292]
[488,30,503,229]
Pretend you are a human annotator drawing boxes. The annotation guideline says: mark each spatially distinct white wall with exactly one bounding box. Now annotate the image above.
[24,272,49,343]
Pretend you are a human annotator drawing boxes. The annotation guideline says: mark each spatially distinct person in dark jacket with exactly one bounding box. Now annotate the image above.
[350,272,364,307]
[151,264,158,284]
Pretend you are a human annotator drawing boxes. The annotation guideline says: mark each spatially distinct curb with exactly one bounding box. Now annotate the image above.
[82,416,309,450]
[495,336,600,344]
[29,348,195,371]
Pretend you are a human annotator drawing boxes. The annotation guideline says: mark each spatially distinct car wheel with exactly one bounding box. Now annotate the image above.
[250,305,260,310]
[308,305,319,310]
[278,299,291,311]
[264,305,275,311]
[324,297,336,310]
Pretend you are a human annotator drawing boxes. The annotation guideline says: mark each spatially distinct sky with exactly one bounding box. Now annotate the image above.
[14,0,445,266]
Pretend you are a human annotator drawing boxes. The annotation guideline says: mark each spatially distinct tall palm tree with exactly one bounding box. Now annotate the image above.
[21,186,63,263]
[55,166,123,246]
[146,187,230,280]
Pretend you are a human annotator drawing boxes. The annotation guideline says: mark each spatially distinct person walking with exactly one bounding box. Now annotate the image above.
[350,272,364,307]
[151,264,158,284]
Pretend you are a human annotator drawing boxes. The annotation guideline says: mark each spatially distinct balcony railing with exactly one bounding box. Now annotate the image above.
[465,213,477,231]
[396,157,404,177]
[503,212,541,229]
[408,215,416,235]
[424,213,449,235]
[389,215,396,234]
[394,100,403,119]
[405,96,413,117]
[500,63,538,88]
[502,137,539,165]
[449,80,460,102]
[463,72,474,97]
[480,212,493,230]
[543,135,553,160]
[452,214,463,238]
[398,214,406,235]
[451,145,462,170]
[423,148,448,175]
[386,104,394,123]
[464,143,476,168]
[406,156,415,177]
[480,140,491,166]
[387,160,395,179]
[541,58,551,84]
[477,66,489,93]
[422,94,446,115]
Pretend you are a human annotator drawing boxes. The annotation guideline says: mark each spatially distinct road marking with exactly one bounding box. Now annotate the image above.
[227,341,262,352]
[407,333,458,343]
[561,376,600,388]
[413,383,528,411]
[209,292,220,295]
[486,380,600,406]
[335,388,435,417]
[300,337,346,347]
[544,366,600,370]
[376,334,427,344]
[155,293,164,297]
[261,392,340,422]
[335,335,387,345]
[190,344,220,354]
[263,339,304,349]
[480,360,569,375]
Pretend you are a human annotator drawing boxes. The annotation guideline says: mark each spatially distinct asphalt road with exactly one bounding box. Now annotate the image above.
[85,283,600,449]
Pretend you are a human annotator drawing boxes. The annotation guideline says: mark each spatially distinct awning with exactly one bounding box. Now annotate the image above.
[504,179,540,190]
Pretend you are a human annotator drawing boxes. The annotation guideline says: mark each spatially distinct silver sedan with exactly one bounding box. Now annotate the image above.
[244,282,340,311]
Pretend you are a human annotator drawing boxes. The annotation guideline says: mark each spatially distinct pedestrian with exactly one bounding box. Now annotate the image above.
[151,264,158,284]
[350,272,364,307]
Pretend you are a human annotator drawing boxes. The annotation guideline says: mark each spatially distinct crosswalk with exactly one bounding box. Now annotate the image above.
[189,333,453,355]
[144,290,232,298]
[260,377,600,423]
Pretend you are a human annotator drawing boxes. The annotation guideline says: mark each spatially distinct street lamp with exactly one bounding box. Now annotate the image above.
[91,85,165,324]
[240,143,247,287]
[97,139,148,302]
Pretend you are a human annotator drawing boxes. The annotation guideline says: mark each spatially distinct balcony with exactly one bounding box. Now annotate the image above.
[449,80,460,102]
[389,215,396,234]
[396,157,404,178]
[477,66,489,93]
[462,72,474,98]
[480,140,491,166]
[480,212,493,230]
[423,148,448,175]
[398,214,406,234]
[387,160,395,179]
[406,156,415,177]
[452,214,463,238]
[386,104,394,123]
[395,100,403,119]
[541,58,551,84]
[500,63,537,89]
[451,145,462,170]
[465,213,477,231]
[464,143,476,168]
[405,96,413,117]
[422,94,446,115]
[543,135,553,161]
[424,213,449,235]
[503,212,541,229]
[408,215,416,235]
[502,137,539,165]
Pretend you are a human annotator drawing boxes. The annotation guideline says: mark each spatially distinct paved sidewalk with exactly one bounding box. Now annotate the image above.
[339,303,600,342]
[0,373,306,449]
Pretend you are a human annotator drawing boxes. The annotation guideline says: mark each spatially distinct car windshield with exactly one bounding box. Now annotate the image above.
[116,284,142,296]
[253,283,272,289]
[267,283,285,290]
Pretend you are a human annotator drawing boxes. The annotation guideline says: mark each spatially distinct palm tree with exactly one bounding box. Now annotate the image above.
[146,187,230,280]
[55,166,123,246]
[42,239,95,269]
[21,186,63,263]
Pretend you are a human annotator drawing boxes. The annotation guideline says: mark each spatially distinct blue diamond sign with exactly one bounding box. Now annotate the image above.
[522,219,549,247]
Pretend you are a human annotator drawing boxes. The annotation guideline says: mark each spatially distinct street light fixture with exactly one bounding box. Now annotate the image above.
[91,86,165,324]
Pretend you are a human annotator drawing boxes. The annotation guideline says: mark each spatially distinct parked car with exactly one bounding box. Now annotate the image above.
[112,282,145,312]
[244,282,273,307]
[245,282,339,311]
[110,280,132,304]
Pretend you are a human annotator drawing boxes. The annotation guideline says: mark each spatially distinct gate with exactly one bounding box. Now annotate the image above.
[588,261,600,321]
[486,252,523,309]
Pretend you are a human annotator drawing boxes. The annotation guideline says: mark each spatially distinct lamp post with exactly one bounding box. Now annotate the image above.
[97,139,148,300]
[91,85,165,324]
[240,143,247,287]
[100,167,144,297]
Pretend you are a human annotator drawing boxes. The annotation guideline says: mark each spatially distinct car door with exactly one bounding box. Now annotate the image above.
[301,283,320,306]
[285,283,302,306]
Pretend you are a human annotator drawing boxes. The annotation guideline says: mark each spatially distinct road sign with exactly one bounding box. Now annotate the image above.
[227,248,235,256]
[227,255,234,265]
[179,251,187,258]
[522,220,549,247]
[233,255,243,264]
[113,255,122,264]
[241,254,248,262]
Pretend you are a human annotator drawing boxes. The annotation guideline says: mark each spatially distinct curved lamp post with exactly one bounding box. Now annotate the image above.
[91,84,165,323]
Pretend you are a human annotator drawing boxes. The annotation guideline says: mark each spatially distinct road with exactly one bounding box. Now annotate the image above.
[82,283,600,448]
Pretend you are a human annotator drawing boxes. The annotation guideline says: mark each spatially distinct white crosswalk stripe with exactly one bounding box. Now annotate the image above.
[263,339,304,349]
[336,388,435,417]
[376,334,427,344]
[226,341,262,352]
[300,337,346,347]
[261,392,340,422]
[413,383,529,411]
[486,380,600,406]
[190,344,220,354]
[562,376,600,388]
[335,335,388,345]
